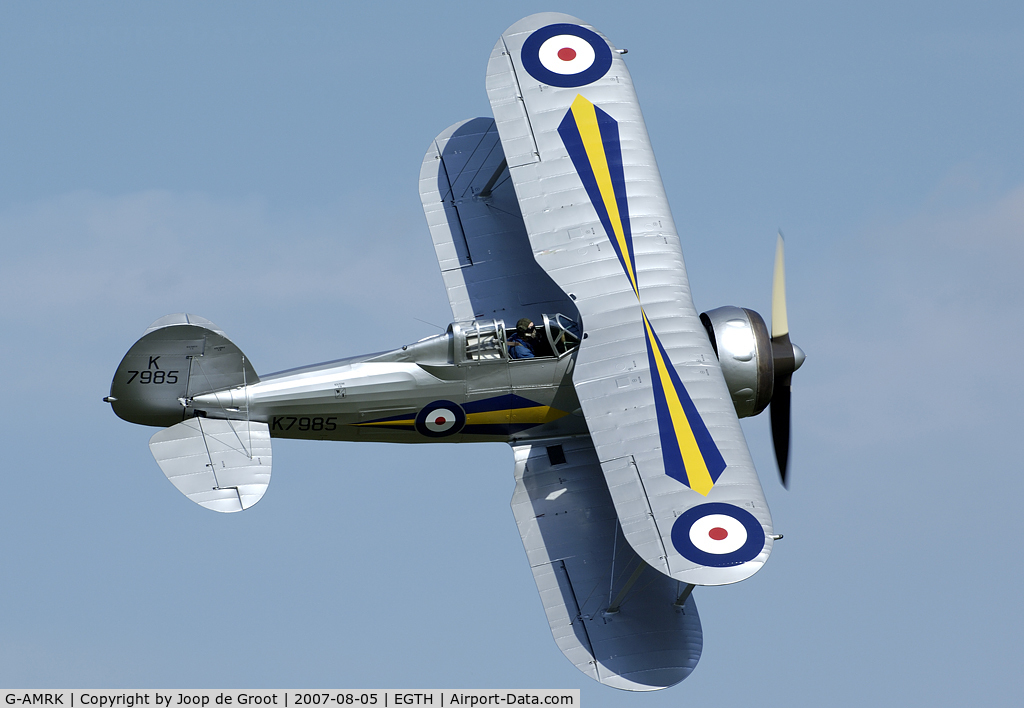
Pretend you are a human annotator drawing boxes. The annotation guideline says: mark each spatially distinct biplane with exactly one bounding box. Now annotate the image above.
[105,13,804,691]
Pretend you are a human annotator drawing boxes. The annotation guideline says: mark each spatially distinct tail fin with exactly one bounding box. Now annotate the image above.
[108,314,258,427]
[109,314,271,513]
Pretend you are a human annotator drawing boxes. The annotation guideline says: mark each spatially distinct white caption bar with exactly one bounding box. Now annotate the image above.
[1,691,579,708]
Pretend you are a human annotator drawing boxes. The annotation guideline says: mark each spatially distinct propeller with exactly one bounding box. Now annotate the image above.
[768,232,805,487]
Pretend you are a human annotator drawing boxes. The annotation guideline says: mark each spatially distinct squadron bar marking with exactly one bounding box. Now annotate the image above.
[557,94,727,495]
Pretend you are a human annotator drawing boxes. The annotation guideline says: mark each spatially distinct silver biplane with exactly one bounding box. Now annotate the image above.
[106,13,804,691]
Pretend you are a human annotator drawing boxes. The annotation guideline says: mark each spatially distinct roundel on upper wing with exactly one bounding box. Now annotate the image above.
[670,503,766,567]
[415,400,466,438]
[520,23,613,88]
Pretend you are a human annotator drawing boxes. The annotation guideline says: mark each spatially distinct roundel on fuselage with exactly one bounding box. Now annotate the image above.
[415,400,466,438]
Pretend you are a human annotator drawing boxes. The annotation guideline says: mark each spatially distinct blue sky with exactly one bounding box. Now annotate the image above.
[2,1,1022,705]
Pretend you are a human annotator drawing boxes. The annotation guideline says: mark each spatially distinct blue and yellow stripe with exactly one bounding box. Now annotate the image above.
[462,394,569,435]
[355,394,567,436]
[558,95,727,496]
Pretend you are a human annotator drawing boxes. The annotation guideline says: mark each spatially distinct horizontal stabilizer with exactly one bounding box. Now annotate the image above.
[511,438,702,690]
[149,418,272,513]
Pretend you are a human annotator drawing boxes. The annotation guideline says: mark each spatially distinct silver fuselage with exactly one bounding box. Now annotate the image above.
[187,328,587,444]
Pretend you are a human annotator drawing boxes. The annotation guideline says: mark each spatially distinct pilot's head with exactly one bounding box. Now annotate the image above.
[516,318,535,337]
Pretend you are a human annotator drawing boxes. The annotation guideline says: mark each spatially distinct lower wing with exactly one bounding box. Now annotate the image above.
[511,437,702,690]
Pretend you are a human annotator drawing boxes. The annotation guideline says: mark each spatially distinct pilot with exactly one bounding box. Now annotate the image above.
[508,318,537,359]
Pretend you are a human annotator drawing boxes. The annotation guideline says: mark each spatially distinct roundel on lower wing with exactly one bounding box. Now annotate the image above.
[520,23,613,88]
[671,503,766,567]
[415,400,466,438]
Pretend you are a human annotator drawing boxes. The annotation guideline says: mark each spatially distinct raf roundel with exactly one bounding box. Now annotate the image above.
[520,23,613,88]
[415,400,466,438]
[671,503,766,568]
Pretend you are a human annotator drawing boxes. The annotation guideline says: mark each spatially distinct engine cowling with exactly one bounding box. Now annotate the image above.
[700,306,774,418]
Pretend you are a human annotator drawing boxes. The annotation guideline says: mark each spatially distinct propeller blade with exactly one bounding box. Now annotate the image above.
[769,231,797,487]
[771,232,788,338]
[770,374,791,487]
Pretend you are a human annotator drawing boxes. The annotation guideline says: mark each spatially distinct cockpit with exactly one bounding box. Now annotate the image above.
[451,314,581,363]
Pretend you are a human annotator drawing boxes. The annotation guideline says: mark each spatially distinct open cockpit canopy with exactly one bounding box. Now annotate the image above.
[449,314,580,362]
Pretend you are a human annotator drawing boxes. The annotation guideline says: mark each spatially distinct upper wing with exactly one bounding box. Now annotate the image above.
[419,117,576,323]
[487,13,774,585]
[511,437,702,691]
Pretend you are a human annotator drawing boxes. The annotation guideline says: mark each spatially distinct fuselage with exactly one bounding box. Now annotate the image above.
[187,321,588,444]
